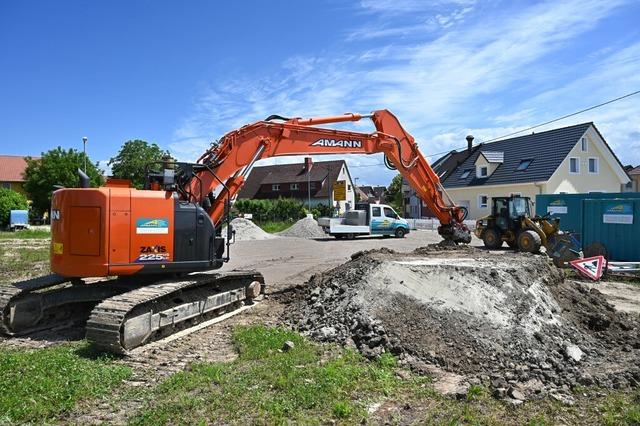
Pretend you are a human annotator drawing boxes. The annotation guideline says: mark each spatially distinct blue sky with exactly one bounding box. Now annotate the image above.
[1,0,639,185]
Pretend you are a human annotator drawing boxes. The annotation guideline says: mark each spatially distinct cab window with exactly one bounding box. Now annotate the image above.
[372,207,381,217]
[383,207,398,218]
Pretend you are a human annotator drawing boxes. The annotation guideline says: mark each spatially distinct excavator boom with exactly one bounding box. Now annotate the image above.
[189,109,470,243]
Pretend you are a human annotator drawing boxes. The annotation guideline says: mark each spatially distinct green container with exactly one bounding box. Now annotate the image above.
[581,199,640,261]
[535,193,640,233]
[536,193,640,261]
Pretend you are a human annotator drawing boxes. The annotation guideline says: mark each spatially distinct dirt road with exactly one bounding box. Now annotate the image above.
[225,230,477,293]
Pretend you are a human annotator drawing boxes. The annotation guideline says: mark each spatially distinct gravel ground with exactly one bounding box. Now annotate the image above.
[276,216,326,239]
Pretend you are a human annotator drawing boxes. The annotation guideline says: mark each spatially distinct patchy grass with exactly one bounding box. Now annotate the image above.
[0,229,51,239]
[130,326,429,425]
[0,245,50,281]
[413,386,640,426]
[0,344,131,424]
[256,220,293,233]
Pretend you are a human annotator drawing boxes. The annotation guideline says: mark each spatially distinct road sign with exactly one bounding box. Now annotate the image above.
[334,180,346,201]
[570,255,605,281]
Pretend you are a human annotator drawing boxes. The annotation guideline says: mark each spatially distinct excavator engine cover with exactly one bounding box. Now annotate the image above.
[50,186,224,278]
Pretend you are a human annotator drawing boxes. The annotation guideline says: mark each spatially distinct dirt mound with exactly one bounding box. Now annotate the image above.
[285,249,640,399]
[230,218,276,241]
[277,216,326,239]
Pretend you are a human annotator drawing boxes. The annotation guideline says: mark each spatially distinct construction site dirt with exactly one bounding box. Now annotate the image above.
[2,229,639,421]
[284,245,640,403]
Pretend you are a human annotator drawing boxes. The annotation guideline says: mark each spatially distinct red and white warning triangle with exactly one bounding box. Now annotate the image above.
[570,255,605,281]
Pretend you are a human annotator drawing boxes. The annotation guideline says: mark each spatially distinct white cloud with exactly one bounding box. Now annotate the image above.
[171,0,638,186]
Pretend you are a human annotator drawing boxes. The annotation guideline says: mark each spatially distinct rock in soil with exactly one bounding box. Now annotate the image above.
[284,246,640,398]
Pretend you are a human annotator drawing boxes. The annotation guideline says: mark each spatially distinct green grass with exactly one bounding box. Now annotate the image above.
[0,344,131,423]
[256,220,293,233]
[131,326,429,425]
[0,229,51,239]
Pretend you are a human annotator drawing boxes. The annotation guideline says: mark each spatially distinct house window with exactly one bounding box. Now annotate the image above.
[310,182,316,189]
[581,137,587,152]
[588,158,599,174]
[478,195,488,209]
[290,183,299,190]
[569,157,579,174]
[460,169,471,179]
[516,159,533,171]
[1,182,10,189]
[272,184,280,191]
[348,184,351,190]
[478,166,488,177]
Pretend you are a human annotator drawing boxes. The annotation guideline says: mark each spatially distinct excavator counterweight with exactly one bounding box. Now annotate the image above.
[0,109,470,353]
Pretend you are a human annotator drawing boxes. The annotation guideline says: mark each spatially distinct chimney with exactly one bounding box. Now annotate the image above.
[466,135,474,152]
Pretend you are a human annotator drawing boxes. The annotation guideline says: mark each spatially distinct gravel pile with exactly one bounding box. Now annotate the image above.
[277,216,326,239]
[285,246,640,401]
[229,218,276,241]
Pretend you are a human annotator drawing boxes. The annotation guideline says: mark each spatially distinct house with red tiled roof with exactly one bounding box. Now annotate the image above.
[0,155,37,195]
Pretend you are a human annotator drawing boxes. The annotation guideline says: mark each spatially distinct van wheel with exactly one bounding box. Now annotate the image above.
[395,228,406,238]
[518,230,542,253]
[482,228,503,249]
[346,233,355,240]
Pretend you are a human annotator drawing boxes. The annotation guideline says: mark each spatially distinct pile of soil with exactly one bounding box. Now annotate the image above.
[285,246,640,399]
[277,216,326,239]
[229,218,276,241]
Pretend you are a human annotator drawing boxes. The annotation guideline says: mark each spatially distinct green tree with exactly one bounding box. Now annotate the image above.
[0,189,29,227]
[109,140,172,189]
[385,174,403,212]
[24,147,103,216]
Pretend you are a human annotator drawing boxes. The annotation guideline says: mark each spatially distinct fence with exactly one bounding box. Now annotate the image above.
[406,218,476,231]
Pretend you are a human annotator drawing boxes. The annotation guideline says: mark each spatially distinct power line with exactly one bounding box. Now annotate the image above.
[340,89,640,170]
[424,89,640,158]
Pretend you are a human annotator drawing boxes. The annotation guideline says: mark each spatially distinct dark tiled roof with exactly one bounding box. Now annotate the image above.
[237,160,346,199]
[442,122,593,188]
[431,145,481,180]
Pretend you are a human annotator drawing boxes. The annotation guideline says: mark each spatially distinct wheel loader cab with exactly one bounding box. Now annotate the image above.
[475,196,541,252]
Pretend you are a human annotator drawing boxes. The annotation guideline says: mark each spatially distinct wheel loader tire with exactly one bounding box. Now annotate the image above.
[518,230,541,253]
[482,228,503,249]
[395,227,406,238]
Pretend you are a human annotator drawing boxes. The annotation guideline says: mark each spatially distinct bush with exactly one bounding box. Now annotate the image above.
[234,198,306,222]
[0,189,29,227]
[310,203,333,219]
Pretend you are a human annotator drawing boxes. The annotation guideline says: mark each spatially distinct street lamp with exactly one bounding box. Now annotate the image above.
[82,137,88,172]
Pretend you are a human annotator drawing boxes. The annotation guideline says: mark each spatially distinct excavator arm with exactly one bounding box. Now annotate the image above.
[186,109,470,243]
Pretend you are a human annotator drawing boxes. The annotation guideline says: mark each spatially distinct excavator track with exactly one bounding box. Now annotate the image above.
[86,270,264,354]
[0,274,129,336]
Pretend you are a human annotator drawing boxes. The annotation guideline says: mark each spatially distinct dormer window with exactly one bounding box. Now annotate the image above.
[516,159,533,171]
[478,166,488,177]
[460,169,471,179]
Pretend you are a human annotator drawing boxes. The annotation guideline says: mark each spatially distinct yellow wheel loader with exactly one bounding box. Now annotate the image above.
[474,196,582,267]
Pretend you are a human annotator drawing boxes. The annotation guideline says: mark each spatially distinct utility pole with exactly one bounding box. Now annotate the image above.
[305,157,312,210]
[82,136,88,172]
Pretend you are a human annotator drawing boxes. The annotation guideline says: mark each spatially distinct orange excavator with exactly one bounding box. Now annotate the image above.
[0,110,470,353]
